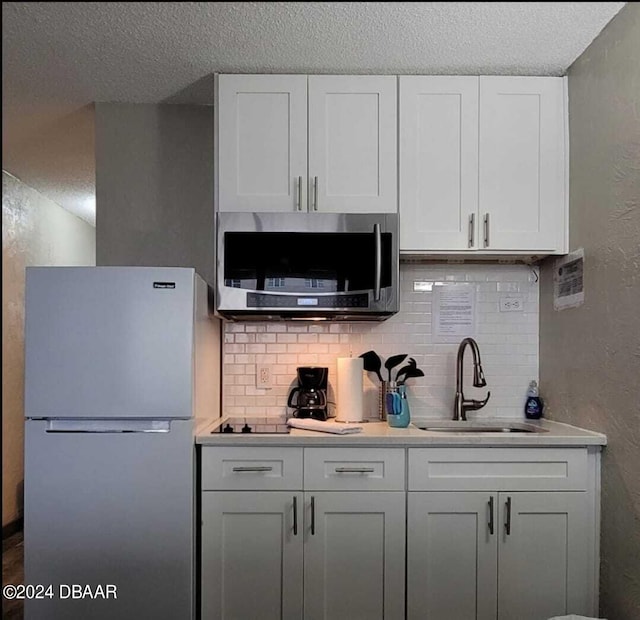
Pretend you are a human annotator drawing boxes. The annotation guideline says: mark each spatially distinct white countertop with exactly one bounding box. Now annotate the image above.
[195,417,607,447]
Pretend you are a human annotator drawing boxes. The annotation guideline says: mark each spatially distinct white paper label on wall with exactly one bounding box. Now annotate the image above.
[554,248,585,311]
[432,283,476,343]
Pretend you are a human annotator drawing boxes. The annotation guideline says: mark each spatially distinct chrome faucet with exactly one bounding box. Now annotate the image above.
[453,337,491,421]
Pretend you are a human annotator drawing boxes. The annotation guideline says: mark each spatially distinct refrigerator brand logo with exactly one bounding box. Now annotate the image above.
[153,282,176,289]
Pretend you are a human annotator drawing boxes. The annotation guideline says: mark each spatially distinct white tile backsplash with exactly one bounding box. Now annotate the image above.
[222,264,539,421]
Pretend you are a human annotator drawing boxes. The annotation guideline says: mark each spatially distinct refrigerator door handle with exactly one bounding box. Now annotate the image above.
[44,419,172,433]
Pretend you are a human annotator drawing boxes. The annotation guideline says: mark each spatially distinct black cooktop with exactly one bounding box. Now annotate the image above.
[213,417,290,435]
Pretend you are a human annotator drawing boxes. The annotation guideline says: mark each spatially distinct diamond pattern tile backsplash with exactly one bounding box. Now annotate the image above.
[222,264,539,421]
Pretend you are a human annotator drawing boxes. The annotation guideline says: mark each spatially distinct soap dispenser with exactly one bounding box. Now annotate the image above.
[524,380,544,419]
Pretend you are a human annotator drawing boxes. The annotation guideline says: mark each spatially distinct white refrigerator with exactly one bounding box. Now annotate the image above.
[23,267,220,619]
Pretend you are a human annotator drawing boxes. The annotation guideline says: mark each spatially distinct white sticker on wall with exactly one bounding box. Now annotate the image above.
[432,283,476,343]
[554,248,585,311]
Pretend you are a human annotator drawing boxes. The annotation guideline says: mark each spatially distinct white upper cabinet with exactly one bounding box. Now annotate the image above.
[217,74,308,212]
[400,76,567,254]
[479,77,566,252]
[217,74,398,213]
[308,76,397,213]
[399,76,479,251]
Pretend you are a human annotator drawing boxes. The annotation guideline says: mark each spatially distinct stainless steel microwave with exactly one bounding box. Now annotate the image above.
[216,212,399,321]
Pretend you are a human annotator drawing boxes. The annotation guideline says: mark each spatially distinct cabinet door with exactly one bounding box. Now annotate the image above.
[399,76,479,251]
[201,491,303,620]
[217,74,308,212]
[304,492,405,620]
[308,75,397,213]
[407,492,498,620]
[498,492,590,620]
[479,77,566,251]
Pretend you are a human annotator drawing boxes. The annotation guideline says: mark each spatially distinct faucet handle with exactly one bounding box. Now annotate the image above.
[466,391,491,411]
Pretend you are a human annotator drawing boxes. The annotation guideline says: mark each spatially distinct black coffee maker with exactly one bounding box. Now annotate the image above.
[287,367,329,420]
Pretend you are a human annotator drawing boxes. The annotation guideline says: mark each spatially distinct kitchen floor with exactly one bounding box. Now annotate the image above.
[2,531,23,619]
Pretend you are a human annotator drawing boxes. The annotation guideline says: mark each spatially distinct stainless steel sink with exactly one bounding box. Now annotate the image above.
[416,421,548,433]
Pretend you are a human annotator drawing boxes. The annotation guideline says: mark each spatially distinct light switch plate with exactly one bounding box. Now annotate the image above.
[499,295,524,312]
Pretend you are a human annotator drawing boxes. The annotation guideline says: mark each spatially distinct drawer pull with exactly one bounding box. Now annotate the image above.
[334,467,375,474]
[483,213,490,248]
[231,466,273,473]
[310,496,316,535]
[313,176,319,211]
[505,496,512,536]
[296,176,303,211]
[488,496,494,535]
[293,496,298,535]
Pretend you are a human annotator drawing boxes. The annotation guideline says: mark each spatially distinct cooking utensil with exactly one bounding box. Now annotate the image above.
[384,353,408,382]
[359,350,384,382]
[397,367,425,385]
[394,358,416,383]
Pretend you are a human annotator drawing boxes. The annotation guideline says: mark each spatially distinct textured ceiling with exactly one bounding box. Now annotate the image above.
[2,2,626,225]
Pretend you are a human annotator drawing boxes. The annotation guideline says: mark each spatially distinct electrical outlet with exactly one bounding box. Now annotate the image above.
[256,365,273,389]
[499,295,524,312]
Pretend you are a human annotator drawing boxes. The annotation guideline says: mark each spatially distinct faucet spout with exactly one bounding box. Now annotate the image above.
[453,338,490,421]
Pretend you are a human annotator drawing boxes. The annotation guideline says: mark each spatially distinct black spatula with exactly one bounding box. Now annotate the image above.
[395,358,417,384]
[359,350,384,383]
[398,367,425,385]
[384,353,408,382]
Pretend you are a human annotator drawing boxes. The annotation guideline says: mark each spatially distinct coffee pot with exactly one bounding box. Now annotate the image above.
[287,367,328,420]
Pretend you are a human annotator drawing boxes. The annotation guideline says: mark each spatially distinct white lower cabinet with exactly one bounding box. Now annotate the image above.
[201,491,303,620]
[497,492,589,620]
[201,445,599,620]
[407,447,597,620]
[407,492,498,620]
[200,447,405,620]
[408,491,589,620]
[304,492,405,620]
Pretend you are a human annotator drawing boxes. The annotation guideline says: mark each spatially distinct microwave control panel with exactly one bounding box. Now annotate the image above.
[247,292,369,308]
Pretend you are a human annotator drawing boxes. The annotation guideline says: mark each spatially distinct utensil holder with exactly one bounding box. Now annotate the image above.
[379,381,388,420]
[387,384,411,428]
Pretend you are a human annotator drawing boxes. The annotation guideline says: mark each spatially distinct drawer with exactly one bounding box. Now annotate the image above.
[201,447,303,490]
[408,447,588,491]
[304,448,405,491]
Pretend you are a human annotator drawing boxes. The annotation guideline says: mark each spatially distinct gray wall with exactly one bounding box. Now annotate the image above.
[95,103,215,285]
[539,4,640,619]
[2,171,96,526]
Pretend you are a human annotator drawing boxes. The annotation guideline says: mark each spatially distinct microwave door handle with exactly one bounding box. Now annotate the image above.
[374,223,382,302]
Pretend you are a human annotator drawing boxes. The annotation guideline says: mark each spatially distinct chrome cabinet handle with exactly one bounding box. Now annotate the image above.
[231,466,273,472]
[313,176,318,211]
[468,213,475,248]
[505,496,512,536]
[335,467,375,473]
[296,176,303,211]
[488,496,494,535]
[310,496,316,535]
[293,496,298,535]
[483,213,490,248]
[373,223,382,302]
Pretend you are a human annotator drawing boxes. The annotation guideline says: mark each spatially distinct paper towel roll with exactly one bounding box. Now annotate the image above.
[336,357,364,423]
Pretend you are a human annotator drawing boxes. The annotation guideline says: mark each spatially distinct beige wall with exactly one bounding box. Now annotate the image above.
[95,103,215,286]
[539,4,640,619]
[2,171,95,526]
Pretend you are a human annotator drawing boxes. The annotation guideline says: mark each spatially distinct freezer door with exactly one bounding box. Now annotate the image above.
[24,419,195,620]
[25,267,195,419]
